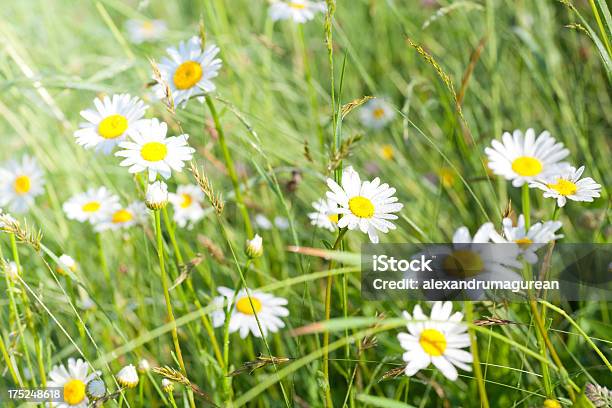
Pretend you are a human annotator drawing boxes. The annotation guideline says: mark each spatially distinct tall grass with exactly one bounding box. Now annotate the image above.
[0,0,610,407]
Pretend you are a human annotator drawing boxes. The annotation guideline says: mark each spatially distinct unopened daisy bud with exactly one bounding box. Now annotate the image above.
[4,261,20,282]
[246,234,263,258]
[161,378,174,393]
[56,254,77,276]
[137,358,150,373]
[116,364,139,388]
[146,181,169,210]
[86,378,107,400]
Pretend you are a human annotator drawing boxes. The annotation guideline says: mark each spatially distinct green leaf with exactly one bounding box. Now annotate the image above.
[356,394,417,408]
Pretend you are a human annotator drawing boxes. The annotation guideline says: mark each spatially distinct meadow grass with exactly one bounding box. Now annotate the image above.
[0,0,611,407]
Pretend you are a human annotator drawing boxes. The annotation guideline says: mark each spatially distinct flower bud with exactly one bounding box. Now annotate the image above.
[116,364,139,388]
[86,378,107,400]
[161,378,174,393]
[4,261,19,282]
[246,234,263,258]
[137,358,150,373]
[145,181,169,210]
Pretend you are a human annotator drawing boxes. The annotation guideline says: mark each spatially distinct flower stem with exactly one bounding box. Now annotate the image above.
[154,210,193,408]
[464,302,489,408]
[551,204,560,221]
[323,228,347,408]
[521,184,530,229]
[97,233,111,284]
[205,95,253,238]
[161,208,225,368]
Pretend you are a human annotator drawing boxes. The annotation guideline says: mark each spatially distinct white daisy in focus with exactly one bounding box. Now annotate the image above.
[211,287,289,338]
[62,187,120,225]
[269,0,326,23]
[398,301,472,381]
[359,98,396,130]
[168,184,205,228]
[74,94,147,155]
[115,118,195,182]
[95,202,147,232]
[125,19,167,44]
[47,358,100,408]
[529,166,602,207]
[154,36,222,107]
[484,128,569,187]
[255,214,273,230]
[326,166,403,243]
[308,198,338,232]
[0,155,45,214]
[490,214,563,264]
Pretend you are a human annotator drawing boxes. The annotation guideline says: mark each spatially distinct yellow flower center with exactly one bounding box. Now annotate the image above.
[235,296,262,315]
[327,214,339,224]
[547,179,577,196]
[511,156,543,177]
[419,328,447,356]
[348,196,375,218]
[98,114,128,139]
[180,194,193,208]
[372,108,385,119]
[140,142,168,162]
[439,168,455,188]
[173,61,203,90]
[515,237,533,249]
[13,175,31,195]
[112,209,133,224]
[443,250,484,277]
[381,145,394,160]
[289,2,306,9]
[63,379,86,405]
[82,201,101,213]
[142,21,154,32]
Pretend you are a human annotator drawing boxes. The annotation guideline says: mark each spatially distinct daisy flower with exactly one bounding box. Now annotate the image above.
[95,202,147,232]
[57,254,78,276]
[168,184,205,228]
[74,94,147,155]
[359,98,396,130]
[416,223,522,300]
[62,187,120,225]
[211,287,289,338]
[398,301,472,381]
[0,155,45,213]
[125,19,167,44]
[255,214,273,230]
[115,118,195,182]
[274,216,290,230]
[269,1,326,23]
[307,198,338,232]
[47,358,100,408]
[326,166,403,243]
[154,36,222,107]
[490,214,563,264]
[529,165,602,207]
[484,128,569,187]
